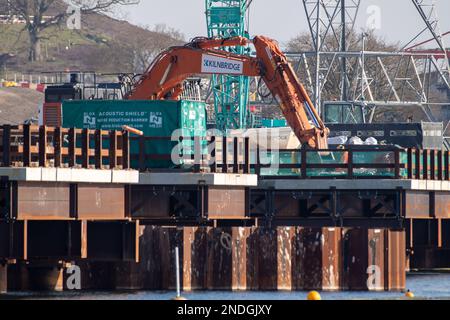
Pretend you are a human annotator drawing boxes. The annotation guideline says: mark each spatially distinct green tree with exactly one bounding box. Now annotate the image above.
[4,0,139,62]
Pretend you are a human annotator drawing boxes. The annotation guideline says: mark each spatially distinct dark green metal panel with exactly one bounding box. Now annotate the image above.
[62,100,206,169]
[261,119,288,128]
[209,7,241,24]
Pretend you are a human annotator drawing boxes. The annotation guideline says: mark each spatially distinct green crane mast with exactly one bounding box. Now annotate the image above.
[205,0,252,131]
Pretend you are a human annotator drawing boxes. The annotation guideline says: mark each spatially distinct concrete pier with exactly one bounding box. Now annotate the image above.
[408,218,450,270]
[7,264,64,291]
[77,262,116,291]
[115,226,181,290]
[27,267,64,291]
[0,264,7,294]
[112,226,406,292]
[2,225,402,292]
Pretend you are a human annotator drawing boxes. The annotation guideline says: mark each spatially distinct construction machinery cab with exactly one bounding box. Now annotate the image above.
[45,72,82,102]
[41,72,83,127]
[44,84,82,103]
[322,101,366,124]
[41,72,127,126]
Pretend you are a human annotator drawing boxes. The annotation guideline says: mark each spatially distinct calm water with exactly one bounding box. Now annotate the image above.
[3,273,450,300]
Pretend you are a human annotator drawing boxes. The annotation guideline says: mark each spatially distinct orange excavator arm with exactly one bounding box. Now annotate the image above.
[126,37,260,101]
[252,36,329,149]
[126,36,329,149]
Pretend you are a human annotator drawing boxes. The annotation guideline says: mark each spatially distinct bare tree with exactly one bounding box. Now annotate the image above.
[287,30,450,123]
[5,0,139,62]
[0,53,14,78]
[130,24,184,73]
[287,30,400,102]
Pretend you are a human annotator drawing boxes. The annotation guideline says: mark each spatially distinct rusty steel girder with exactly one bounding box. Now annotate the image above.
[250,189,403,228]
[131,185,250,223]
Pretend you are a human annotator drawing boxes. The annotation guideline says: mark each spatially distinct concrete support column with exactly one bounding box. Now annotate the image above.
[277,227,294,291]
[79,262,115,291]
[114,226,183,291]
[292,227,341,291]
[341,228,406,292]
[385,230,406,291]
[0,264,7,294]
[182,227,194,292]
[27,267,64,291]
[231,227,249,291]
[183,227,208,291]
[321,228,341,291]
[7,264,29,291]
[295,228,325,290]
[367,229,386,291]
[8,264,64,292]
[205,228,233,290]
[249,228,278,290]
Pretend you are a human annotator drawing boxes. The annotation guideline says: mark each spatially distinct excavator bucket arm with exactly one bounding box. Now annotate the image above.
[126,37,260,101]
[126,36,329,149]
[252,36,329,149]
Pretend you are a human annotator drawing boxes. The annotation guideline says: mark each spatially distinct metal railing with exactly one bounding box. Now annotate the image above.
[253,146,450,181]
[130,135,251,174]
[1,127,448,181]
[0,125,129,169]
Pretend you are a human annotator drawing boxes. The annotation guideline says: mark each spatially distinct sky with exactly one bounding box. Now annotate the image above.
[119,0,450,48]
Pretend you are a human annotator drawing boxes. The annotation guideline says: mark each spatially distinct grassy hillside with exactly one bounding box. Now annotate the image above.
[0,6,184,125]
[0,10,183,75]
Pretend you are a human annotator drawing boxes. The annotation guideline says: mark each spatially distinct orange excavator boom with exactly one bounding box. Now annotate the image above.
[126,36,329,149]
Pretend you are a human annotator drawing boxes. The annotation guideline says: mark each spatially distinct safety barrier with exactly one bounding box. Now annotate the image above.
[253,146,450,180]
[0,125,129,169]
[130,135,251,174]
[1,126,448,181]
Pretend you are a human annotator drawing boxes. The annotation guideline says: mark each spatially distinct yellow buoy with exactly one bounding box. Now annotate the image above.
[307,291,322,300]
[172,296,187,301]
[405,290,414,299]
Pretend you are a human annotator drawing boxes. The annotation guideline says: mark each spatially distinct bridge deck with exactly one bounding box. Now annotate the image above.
[0,125,448,292]
[0,167,139,184]
[259,178,450,191]
[0,167,258,187]
[139,172,257,186]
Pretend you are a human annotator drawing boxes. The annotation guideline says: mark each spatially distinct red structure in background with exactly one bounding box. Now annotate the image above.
[404,30,450,60]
